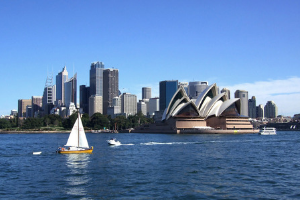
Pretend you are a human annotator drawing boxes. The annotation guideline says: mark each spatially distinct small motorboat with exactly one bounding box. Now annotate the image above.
[33,152,42,155]
[259,127,276,135]
[107,138,121,145]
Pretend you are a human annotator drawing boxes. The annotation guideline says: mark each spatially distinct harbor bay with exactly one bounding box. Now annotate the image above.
[1,131,300,199]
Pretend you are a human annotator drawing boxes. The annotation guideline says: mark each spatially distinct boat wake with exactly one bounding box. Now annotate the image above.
[140,142,199,145]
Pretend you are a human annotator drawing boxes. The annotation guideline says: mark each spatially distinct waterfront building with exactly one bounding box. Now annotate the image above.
[103,68,119,115]
[18,99,31,118]
[135,83,256,133]
[221,88,230,99]
[234,90,248,117]
[188,81,208,99]
[248,96,256,119]
[256,104,264,118]
[80,85,90,114]
[159,80,178,111]
[89,95,103,117]
[56,66,68,107]
[121,93,137,117]
[148,97,159,116]
[64,73,77,108]
[31,96,42,117]
[137,101,147,116]
[142,87,151,100]
[264,101,278,118]
[90,61,105,97]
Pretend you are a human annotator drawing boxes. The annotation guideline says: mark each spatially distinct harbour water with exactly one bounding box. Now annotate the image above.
[1,131,300,199]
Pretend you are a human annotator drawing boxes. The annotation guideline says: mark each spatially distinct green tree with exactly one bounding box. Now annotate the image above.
[0,119,11,129]
[89,113,109,130]
[81,113,90,128]
[62,111,79,129]
[114,115,127,130]
[22,118,43,129]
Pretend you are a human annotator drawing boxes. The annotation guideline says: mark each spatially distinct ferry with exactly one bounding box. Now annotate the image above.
[259,127,276,135]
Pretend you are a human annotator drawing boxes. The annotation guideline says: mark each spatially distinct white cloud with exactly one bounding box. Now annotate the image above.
[222,77,300,116]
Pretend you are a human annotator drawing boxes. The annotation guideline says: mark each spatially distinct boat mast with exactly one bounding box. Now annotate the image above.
[78,110,80,147]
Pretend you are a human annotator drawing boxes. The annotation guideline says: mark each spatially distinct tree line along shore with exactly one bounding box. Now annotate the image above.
[0,111,154,133]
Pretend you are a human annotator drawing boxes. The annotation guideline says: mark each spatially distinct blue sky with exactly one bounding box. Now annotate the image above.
[1,0,300,116]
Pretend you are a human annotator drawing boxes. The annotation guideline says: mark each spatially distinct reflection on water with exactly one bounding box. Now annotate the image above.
[65,154,91,196]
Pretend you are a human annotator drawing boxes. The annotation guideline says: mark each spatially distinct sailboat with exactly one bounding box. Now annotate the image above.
[57,112,93,154]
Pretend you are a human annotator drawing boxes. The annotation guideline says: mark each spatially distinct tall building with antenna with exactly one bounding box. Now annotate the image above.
[42,73,55,115]
[56,66,68,106]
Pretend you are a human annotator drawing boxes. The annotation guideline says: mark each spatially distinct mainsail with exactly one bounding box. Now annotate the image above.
[65,113,89,148]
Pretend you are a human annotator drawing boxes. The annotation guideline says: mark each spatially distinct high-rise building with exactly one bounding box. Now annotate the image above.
[31,96,42,117]
[103,68,119,115]
[142,87,151,100]
[234,90,248,117]
[264,101,278,118]
[80,85,90,114]
[188,81,208,99]
[42,74,55,115]
[89,95,103,117]
[148,97,159,116]
[64,73,77,108]
[121,93,137,117]
[137,101,147,115]
[90,61,105,97]
[56,66,68,106]
[256,104,264,118]
[221,88,230,99]
[18,99,32,117]
[248,96,256,119]
[159,80,178,111]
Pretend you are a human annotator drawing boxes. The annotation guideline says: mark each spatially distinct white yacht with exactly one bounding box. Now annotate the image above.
[259,127,276,135]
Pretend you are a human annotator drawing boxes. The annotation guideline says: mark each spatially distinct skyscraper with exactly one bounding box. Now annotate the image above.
[103,68,119,115]
[18,99,32,117]
[80,85,90,114]
[56,66,68,106]
[90,61,104,97]
[188,81,208,99]
[159,80,178,111]
[234,90,248,117]
[42,74,55,115]
[89,95,103,117]
[31,96,42,117]
[264,101,278,118]
[64,73,77,108]
[121,93,137,117]
[148,97,159,116]
[256,104,264,118]
[248,96,256,118]
[142,87,151,100]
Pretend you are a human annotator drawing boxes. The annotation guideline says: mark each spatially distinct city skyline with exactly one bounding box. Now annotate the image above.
[1,1,300,116]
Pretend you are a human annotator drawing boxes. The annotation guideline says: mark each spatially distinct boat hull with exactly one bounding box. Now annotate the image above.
[57,149,93,154]
[57,146,93,154]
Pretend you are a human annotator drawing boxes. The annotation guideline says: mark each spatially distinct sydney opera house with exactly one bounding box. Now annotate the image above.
[134,83,259,134]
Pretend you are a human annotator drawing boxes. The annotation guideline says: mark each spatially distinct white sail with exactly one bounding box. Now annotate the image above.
[65,113,89,148]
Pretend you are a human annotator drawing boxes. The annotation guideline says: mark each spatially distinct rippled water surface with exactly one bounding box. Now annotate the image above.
[1,131,300,199]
